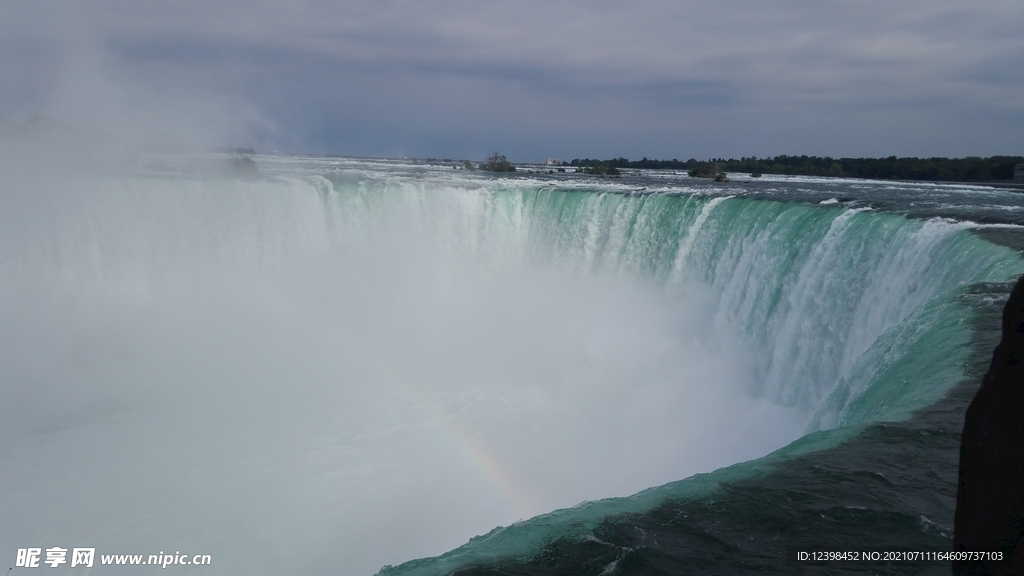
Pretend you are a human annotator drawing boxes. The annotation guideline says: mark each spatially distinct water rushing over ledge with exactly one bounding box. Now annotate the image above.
[2,155,1022,575]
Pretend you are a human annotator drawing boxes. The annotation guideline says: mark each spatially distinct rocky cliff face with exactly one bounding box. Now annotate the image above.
[955,275,1024,575]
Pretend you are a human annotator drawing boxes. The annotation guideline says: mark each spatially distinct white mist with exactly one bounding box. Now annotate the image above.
[0,170,806,575]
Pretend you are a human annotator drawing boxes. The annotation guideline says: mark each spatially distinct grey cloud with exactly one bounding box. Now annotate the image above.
[1,0,1021,159]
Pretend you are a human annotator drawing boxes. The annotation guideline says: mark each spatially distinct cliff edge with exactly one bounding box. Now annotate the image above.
[955,275,1024,574]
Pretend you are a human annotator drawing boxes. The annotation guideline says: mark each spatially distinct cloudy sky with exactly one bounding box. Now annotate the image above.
[1,1,1022,161]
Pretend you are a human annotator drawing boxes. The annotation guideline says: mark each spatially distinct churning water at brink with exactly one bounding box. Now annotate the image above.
[1,156,1022,575]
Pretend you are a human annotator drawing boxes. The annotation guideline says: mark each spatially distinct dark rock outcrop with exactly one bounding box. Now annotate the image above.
[955,275,1024,574]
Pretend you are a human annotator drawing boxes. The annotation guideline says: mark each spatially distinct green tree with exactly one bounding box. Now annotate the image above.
[687,162,724,179]
[480,152,516,172]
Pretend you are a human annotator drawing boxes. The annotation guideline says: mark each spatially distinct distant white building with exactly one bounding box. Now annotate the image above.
[546,158,562,166]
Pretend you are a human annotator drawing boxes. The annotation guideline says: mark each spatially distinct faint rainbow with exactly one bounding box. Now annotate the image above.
[435,412,541,521]
[329,325,541,521]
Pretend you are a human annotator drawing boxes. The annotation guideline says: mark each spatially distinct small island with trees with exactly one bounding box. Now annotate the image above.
[575,164,621,176]
[686,163,727,182]
[478,152,516,172]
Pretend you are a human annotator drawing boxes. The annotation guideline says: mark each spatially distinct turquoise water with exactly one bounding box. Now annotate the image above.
[333,174,1021,575]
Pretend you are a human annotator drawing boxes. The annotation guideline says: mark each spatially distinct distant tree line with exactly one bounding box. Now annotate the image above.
[569,155,1024,182]
[569,157,691,170]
